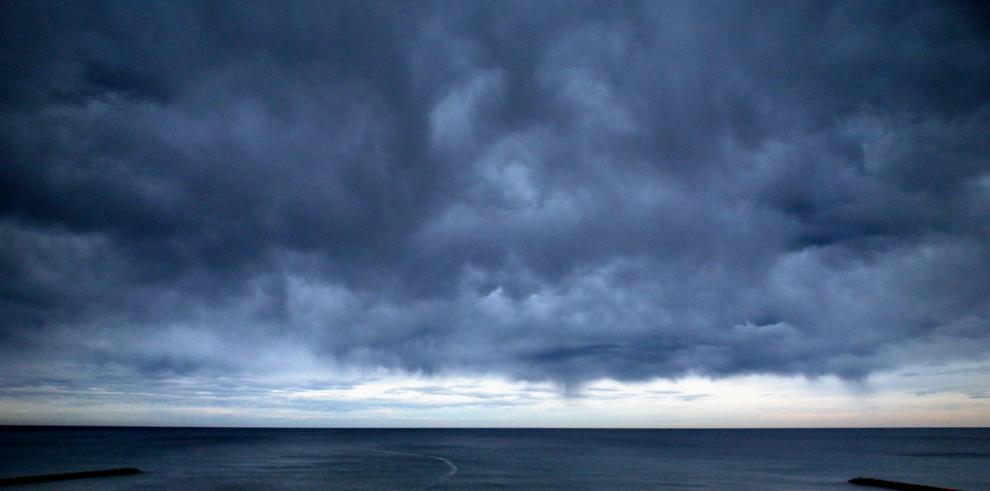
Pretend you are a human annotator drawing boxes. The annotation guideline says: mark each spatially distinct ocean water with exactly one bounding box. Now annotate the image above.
[0,427,987,490]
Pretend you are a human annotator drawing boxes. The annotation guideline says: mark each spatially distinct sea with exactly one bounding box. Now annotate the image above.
[1,427,988,490]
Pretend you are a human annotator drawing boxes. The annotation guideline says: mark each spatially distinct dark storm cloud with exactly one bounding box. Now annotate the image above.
[2,0,989,390]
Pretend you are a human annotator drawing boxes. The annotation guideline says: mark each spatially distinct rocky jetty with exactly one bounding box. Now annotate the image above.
[848,477,959,491]
[0,467,141,486]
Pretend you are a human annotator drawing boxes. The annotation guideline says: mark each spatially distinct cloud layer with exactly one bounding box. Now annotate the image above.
[2,1,989,391]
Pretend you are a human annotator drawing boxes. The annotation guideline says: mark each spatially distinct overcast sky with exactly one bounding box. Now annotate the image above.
[1,0,989,427]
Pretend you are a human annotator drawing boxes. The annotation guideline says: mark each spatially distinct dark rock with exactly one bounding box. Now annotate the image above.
[0,467,142,486]
[848,477,959,491]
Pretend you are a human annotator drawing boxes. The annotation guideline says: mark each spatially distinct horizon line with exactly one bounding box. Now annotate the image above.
[2,424,987,430]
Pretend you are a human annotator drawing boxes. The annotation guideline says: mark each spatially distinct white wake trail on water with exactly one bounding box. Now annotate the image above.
[366,448,459,483]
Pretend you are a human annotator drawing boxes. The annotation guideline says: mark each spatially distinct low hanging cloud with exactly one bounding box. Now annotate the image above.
[1,0,989,391]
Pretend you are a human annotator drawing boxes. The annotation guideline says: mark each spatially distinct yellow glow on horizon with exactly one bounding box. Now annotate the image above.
[1,362,987,427]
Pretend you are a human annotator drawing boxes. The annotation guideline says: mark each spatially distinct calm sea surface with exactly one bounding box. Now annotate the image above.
[1,427,987,490]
